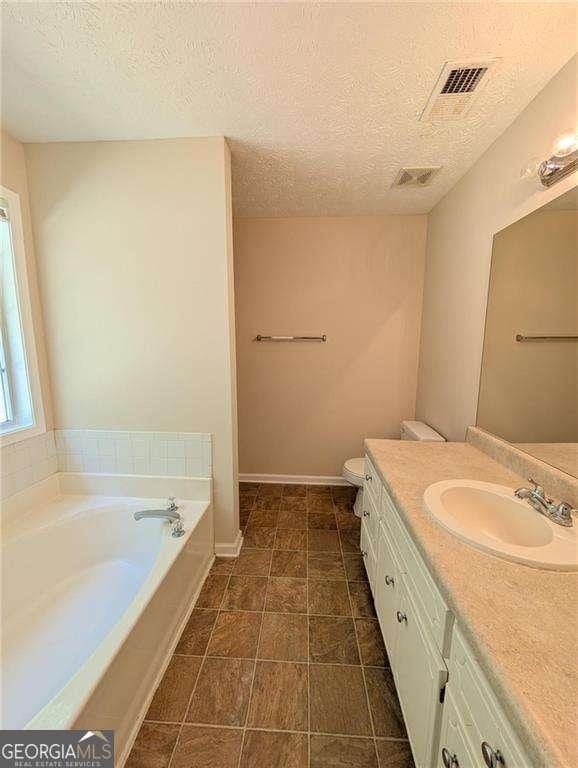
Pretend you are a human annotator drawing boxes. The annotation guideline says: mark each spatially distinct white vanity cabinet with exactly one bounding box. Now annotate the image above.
[363,457,533,768]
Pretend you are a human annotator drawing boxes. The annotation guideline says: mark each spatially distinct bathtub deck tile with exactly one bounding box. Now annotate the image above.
[146,655,203,722]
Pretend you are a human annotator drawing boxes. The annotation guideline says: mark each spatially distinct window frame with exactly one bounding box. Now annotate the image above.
[0,184,46,446]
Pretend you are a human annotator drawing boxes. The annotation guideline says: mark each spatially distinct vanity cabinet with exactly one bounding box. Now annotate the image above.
[363,457,533,768]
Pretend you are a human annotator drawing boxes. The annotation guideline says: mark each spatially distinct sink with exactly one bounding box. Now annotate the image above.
[424,480,577,571]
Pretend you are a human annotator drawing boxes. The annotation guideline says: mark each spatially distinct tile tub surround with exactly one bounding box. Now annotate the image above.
[1,431,58,500]
[364,439,578,768]
[54,429,212,478]
[126,483,415,768]
[467,426,578,508]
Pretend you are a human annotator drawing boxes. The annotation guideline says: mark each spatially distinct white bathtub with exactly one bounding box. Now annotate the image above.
[1,480,213,762]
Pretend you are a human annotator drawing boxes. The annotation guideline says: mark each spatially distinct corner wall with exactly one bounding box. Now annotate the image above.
[416,55,577,441]
[25,137,239,547]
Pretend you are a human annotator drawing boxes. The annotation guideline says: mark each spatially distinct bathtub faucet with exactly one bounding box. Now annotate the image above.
[134,498,185,537]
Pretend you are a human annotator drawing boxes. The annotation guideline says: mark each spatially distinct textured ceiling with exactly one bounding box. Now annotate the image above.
[1,2,576,217]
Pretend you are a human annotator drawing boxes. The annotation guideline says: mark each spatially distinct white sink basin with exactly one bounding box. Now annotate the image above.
[424,480,577,571]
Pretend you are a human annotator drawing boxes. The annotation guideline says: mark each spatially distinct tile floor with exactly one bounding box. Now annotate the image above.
[126,483,415,768]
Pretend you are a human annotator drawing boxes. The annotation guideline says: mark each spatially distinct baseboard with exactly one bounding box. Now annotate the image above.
[239,472,347,486]
[215,529,243,557]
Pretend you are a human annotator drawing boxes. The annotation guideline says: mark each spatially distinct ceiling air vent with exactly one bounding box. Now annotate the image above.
[420,59,497,121]
[392,166,441,188]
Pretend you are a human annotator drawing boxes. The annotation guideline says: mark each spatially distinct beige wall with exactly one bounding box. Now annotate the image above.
[25,137,239,546]
[234,215,427,476]
[0,129,53,428]
[477,209,577,444]
[416,55,577,441]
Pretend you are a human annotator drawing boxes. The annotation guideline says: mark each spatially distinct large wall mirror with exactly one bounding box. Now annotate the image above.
[477,186,577,479]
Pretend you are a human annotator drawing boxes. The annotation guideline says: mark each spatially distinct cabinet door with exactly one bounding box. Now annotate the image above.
[437,692,477,768]
[374,520,400,662]
[394,579,448,768]
[360,519,376,590]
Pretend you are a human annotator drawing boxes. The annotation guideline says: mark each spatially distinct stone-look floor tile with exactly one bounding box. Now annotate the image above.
[310,735,378,768]
[309,616,360,664]
[307,496,336,513]
[242,525,277,549]
[233,548,273,577]
[222,576,268,611]
[240,482,260,492]
[240,730,308,768]
[364,668,407,738]
[339,529,361,553]
[355,619,389,667]
[207,611,262,658]
[252,496,282,511]
[349,581,377,618]
[270,549,307,578]
[307,485,333,496]
[146,655,202,721]
[176,610,218,655]
[308,512,338,530]
[308,530,341,552]
[258,613,308,661]
[248,661,308,731]
[375,740,415,768]
[125,722,180,768]
[187,657,254,727]
[309,664,372,736]
[308,580,351,616]
[336,511,361,531]
[171,725,243,768]
[240,495,257,512]
[343,554,368,581]
[277,510,308,530]
[282,484,307,498]
[211,557,236,575]
[249,508,280,525]
[265,577,308,613]
[333,499,356,513]
[308,552,345,580]
[240,512,251,529]
[258,483,283,497]
[279,496,308,512]
[275,528,308,551]
[195,575,229,609]
[331,486,357,501]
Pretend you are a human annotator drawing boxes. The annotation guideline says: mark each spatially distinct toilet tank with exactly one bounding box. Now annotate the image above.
[400,420,445,442]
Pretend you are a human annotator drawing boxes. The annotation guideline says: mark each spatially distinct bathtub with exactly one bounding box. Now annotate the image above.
[1,480,213,763]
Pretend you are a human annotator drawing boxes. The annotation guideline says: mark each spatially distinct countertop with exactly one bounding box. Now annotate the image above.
[364,439,577,768]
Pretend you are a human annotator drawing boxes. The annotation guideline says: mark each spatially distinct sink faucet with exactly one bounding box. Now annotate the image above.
[514,479,575,528]
[134,497,185,537]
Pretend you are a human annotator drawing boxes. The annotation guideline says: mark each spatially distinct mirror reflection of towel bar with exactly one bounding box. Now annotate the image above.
[515,334,578,342]
[254,334,327,342]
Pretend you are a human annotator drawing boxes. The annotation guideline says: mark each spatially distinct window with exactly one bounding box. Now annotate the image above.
[0,186,45,443]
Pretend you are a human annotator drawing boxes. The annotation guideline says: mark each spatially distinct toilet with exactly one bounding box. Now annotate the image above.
[343,420,445,517]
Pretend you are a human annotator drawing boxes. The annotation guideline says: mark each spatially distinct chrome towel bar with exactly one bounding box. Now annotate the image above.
[254,334,327,342]
[515,334,578,342]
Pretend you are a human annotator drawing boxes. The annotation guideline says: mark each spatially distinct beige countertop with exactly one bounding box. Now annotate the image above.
[364,438,577,768]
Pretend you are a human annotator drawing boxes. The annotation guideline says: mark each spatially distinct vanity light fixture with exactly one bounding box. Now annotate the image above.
[538,132,578,188]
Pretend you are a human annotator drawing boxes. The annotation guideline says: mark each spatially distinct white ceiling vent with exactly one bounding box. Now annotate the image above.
[420,59,497,121]
[392,166,441,188]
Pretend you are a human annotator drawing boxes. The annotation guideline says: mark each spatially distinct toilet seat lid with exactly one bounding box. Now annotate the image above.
[343,457,365,481]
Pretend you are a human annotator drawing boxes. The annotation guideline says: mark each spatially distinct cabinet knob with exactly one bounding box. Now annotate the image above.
[385,575,395,586]
[441,748,460,768]
[396,610,407,624]
[364,473,372,482]
[481,742,504,768]
[361,550,368,557]
[362,510,370,518]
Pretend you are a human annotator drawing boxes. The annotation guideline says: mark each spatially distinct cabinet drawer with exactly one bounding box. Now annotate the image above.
[437,691,478,768]
[448,627,532,768]
[374,519,401,658]
[361,487,379,549]
[360,519,377,590]
[363,456,380,509]
[381,486,452,657]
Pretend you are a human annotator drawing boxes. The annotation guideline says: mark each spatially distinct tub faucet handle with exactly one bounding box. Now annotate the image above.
[167,496,178,512]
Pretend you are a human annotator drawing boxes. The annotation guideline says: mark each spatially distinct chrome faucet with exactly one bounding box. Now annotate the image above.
[514,479,575,528]
[134,497,185,537]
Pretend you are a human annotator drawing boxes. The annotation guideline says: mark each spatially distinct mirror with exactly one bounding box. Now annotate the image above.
[477,186,578,478]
